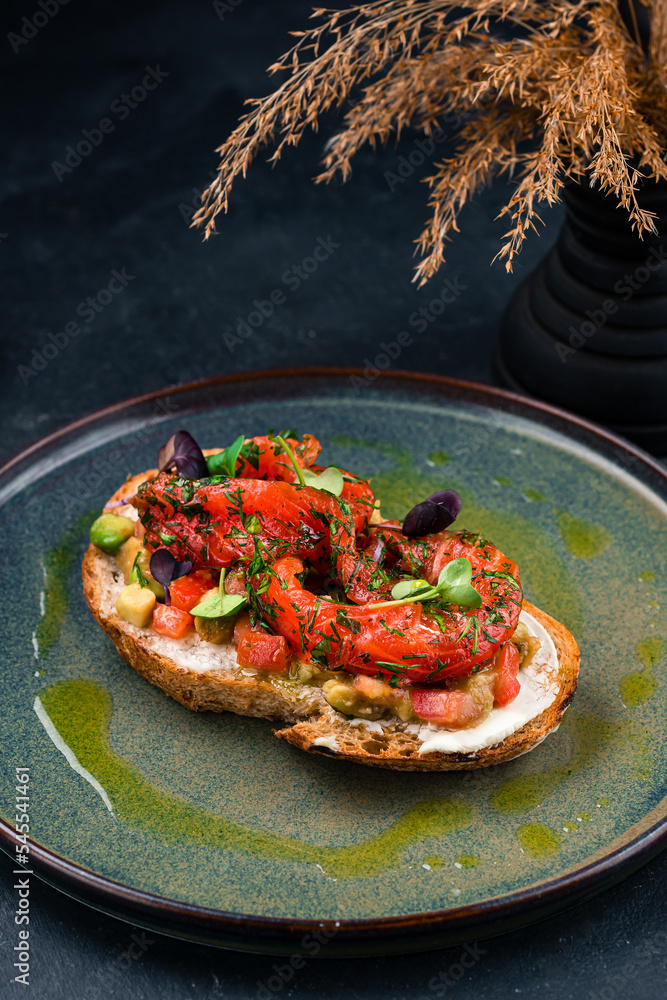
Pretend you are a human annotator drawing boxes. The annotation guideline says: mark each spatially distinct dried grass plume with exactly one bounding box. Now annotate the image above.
[193,0,667,282]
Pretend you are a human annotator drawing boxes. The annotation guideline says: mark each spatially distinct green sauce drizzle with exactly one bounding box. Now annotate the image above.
[554,509,610,560]
[455,853,480,868]
[516,823,561,857]
[37,679,473,879]
[523,489,546,504]
[491,715,631,814]
[636,636,665,668]
[620,636,664,708]
[36,509,100,657]
[620,671,657,708]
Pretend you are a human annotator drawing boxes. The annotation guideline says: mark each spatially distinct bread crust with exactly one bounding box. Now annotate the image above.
[82,473,580,770]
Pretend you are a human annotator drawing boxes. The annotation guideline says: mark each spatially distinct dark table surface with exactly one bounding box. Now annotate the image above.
[2,1,666,997]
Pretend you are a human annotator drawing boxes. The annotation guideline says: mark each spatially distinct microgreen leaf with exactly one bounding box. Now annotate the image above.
[441,584,481,607]
[149,548,193,605]
[190,569,248,619]
[191,592,247,619]
[390,578,431,601]
[437,558,472,589]
[435,557,482,608]
[402,489,462,538]
[275,434,343,495]
[302,466,344,496]
[158,430,208,480]
[369,557,481,610]
[206,434,245,478]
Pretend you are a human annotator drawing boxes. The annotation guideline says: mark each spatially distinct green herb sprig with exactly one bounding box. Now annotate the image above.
[129,553,150,589]
[365,557,482,611]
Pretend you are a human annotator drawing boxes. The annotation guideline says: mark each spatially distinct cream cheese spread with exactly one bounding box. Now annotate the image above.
[413,608,560,755]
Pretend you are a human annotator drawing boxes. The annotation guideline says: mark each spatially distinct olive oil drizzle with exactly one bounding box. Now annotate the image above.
[36,509,100,658]
[37,678,473,880]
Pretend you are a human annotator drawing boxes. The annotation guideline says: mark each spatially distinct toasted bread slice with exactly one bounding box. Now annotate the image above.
[82,473,579,770]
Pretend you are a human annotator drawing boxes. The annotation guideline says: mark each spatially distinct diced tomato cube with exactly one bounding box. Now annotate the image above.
[410,688,482,728]
[152,604,194,639]
[494,641,521,707]
[236,633,291,672]
[233,613,255,644]
[233,614,291,672]
[169,570,215,613]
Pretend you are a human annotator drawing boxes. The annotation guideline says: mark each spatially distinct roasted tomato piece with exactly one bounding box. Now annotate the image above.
[152,605,194,639]
[234,433,321,480]
[234,614,291,672]
[169,570,216,613]
[494,641,521,707]
[410,688,484,729]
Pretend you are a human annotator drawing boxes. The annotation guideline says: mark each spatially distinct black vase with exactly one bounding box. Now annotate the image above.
[494,177,667,453]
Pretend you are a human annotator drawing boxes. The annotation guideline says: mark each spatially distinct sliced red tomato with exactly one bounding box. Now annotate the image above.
[494,641,520,707]
[234,614,291,672]
[169,570,215,613]
[410,688,483,729]
[152,604,194,639]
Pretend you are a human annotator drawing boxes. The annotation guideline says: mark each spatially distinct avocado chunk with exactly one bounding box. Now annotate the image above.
[194,614,236,644]
[90,513,135,554]
[115,537,165,598]
[115,582,156,628]
[115,536,144,581]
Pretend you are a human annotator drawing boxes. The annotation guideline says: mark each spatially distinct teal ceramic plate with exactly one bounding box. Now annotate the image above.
[1,370,666,956]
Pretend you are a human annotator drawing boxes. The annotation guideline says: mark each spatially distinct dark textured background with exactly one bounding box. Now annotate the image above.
[2,1,666,996]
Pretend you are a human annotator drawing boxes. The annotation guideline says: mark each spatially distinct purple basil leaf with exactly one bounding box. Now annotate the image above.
[402,489,462,539]
[149,548,192,604]
[158,430,208,479]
